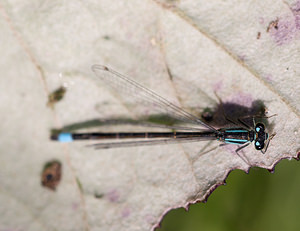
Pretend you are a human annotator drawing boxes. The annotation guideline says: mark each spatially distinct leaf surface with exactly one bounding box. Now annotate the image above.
[0,1,299,231]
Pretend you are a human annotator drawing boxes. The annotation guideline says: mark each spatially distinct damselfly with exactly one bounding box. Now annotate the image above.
[51,65,274,154]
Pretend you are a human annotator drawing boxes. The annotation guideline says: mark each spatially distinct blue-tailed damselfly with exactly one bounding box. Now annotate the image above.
[51,65,275,154]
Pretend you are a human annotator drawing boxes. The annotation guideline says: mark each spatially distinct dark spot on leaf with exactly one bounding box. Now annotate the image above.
[267,18,279,32]
[47,86,66,108]
[41,160,62,191]
[46,174,53,181]
[257,32,261,39]
[94,192,104,199]
[103,35,111,40]
[201,107,214,122]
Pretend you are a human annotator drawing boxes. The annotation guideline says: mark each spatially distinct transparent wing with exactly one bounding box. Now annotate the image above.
[87,136,216,149]
[91,65,217,132]
[58,118,207,133]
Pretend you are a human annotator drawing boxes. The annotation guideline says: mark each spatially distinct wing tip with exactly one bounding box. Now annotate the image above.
[91,64,109,72]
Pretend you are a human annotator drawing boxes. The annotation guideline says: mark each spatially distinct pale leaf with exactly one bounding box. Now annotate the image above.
[0,1,299,231]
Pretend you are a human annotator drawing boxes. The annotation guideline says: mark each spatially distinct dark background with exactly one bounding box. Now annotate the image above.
[158,158,300,231]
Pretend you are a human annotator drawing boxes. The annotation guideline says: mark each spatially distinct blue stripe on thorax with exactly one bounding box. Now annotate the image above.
[224,138,249,144]
[225,129,248,133]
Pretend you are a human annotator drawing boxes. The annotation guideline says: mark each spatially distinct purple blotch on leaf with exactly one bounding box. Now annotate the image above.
[107,189,120,202]
[121,207,131,218]
[267,2,300,45]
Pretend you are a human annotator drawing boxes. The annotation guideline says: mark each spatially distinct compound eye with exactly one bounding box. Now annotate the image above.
[255,140,265,150]
[255,123,265,133]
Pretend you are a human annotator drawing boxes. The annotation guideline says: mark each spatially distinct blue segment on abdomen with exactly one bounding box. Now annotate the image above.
[58,133,73,142]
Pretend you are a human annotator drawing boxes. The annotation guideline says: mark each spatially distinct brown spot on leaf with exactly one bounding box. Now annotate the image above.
[47,86,66,108]
[41,160,62,191]
[257,32,261,39]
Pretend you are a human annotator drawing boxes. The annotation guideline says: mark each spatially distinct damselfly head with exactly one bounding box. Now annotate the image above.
[254,123,267,151]
[254,123,273,153]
